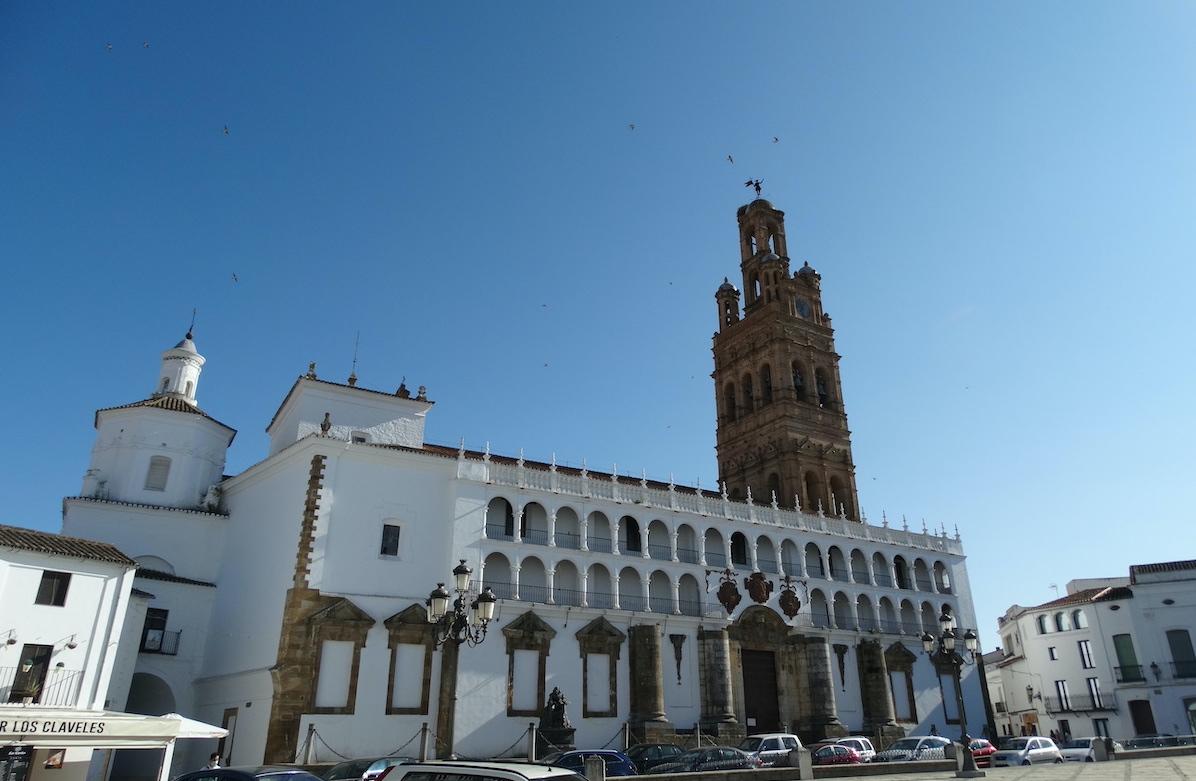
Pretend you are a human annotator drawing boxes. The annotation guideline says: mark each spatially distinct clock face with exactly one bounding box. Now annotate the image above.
[794,298,812,319]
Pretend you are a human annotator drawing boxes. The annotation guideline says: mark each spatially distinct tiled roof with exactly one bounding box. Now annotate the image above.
[64,496,229,519]
[1025,586,1132,613]
[95,394,237,437]
[0,524,137,566]
[137,568,217,588]
[1130,559,1196,584]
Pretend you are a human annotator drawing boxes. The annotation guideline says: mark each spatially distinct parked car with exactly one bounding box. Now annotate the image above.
[812,745,862,766]
[324,760,379,781]
[1059,737,1123,761]
[178,767,325,781]
[835,737,875,762]
[625,744,684,774]
[991,736,1063,766]
[647,747,753,773]
[541,751,637,777]
[737,734,802,767]
[362,759,417,781]
[872,736,950,762]
[385,762,584,781]
[969,739,996,767]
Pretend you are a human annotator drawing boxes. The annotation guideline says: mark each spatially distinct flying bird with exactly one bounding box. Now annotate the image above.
[143,41,150,48]
[231,273,239,283]
[105,43,112,51]
[223,126,230,136]
[772,136,779,143]
[727,154,734,165]
[628,123,636,131]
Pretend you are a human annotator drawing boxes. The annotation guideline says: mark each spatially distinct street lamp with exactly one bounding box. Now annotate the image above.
[922,610,983,778]
[426,560,497,648]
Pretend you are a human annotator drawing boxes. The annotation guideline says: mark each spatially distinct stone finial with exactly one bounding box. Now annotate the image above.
[794,493,802,513]
[902,515,909,532]
[954,524,961,541]
[640,469,648,488]
[396,377,410,398]
[720,482,729,501]
[306,362,317,379]
[668,473,675,492]
[458,438,466,458]
[580,458,588,479]
[816,498,825,517]
[921,518,928,534]
[882,510,889,528]
[611,463,618,481]
[746,486,754,505]
[839,503,847,520]
[319,412,331,435]
[517,448,525,467]
[771,490,779,510]
[416,385,427,401]
[347,371,357,387]
[483,441,491,463]
[549,452,557,472]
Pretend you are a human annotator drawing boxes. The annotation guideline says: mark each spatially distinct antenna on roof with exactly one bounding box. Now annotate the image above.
[187,308,197,338]
[348,331,360,386]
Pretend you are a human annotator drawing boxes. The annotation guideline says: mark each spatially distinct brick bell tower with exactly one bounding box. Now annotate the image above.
[711,198,861,520]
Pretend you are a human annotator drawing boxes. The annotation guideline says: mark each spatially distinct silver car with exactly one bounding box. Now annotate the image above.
[992,737,1063,766]
[737,734,802,767]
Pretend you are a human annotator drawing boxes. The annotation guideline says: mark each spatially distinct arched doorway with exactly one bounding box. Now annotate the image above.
[111,673,177,781]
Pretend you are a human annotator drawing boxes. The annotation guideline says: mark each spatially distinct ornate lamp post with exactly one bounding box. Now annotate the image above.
[426,560,498,648]
[922,610,984,778]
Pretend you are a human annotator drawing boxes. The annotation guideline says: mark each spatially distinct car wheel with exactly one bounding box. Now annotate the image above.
[1022,760,1032,766]
[1055,758,1064,764]
[1085,757,1095,763]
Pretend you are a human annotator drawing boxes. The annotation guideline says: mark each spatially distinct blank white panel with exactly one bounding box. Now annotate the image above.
[315,640,354,708]
[587,653,611,712]
[512,649,540,712]
[392,643,426,708]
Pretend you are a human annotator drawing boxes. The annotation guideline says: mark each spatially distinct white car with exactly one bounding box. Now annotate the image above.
[737,733,803,766]
[992,737,1063,766]
[1059,737,1122,762]
[872,736,950,762]
[835,737,876,762]
[386,762,582,781]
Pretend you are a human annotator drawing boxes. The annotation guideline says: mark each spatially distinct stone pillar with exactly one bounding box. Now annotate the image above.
[749,541,759,572]
[804,637,847,739]
[856,640,905,741]
[580,515,589,551]
[698,534,707,566]
[512,563,522,600]
[670,530,679,563]
[548,509,557,547]
[546,568,556,604]
[628,624,673,742]
[513,504,524,543]
[698,628,738,730]
[580,572,589,608]
[640,526,650,559]
[671,580,681,615]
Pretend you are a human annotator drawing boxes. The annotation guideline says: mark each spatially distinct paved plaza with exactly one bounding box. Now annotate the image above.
[853,758,1196,781]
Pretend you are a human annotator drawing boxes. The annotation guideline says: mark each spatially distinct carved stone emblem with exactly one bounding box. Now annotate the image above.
[716,573,742,614]
[744,572,773,604]
[778,587,802,618]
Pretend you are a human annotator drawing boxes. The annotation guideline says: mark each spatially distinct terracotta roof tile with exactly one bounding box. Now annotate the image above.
[95,394,236,437]
[0,524,136,566]
[137,568,216,588]
[1130,559,1196,584]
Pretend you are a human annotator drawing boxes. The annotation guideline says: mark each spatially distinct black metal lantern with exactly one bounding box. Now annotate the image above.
[427,560,495,647]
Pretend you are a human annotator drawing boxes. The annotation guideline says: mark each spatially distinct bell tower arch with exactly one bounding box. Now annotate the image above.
[711,199,859,519]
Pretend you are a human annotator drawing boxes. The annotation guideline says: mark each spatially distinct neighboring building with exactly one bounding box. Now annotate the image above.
[993,562,1196,741]
[62,198,987,767]
[0,524,139,781]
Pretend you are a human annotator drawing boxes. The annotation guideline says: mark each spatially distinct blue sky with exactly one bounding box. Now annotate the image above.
[2,2,1194,644]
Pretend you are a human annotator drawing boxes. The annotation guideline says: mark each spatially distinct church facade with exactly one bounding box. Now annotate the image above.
[62,199,987,769]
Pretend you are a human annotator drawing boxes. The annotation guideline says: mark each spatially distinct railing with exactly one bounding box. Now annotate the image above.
[812,612,832,629]
[554,531,581,550]
[901,621,924,636]
[648,544,672,561]
[519,583,550,602]
[554,587,583,607]
[874,573,893,587]
[807,564,826,579]
[588,536,613,553]
[679,598,703,617]
[829,566,851,581]
[522,529,550,546]
[483,580,515,599]
[485,524,513,541]
[1115,665,1145,683]
[915,577,934,591]
[1172,660,1196,679]
[1044,694,1117,713]
[480,460,965,555]
[620,594,647,612]
[1,667,84,707]
[995,702,1007,714]
[622,542,643,556]
[706,551,727,567]
[852,570,871,585]
[880,619,903,634]
[140,629,181,655]
[757,558,778,573]
[678,547,700,564]
[858,615,878,632]
[587,591,615,609]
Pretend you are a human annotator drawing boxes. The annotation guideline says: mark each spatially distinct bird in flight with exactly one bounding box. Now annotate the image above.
[628,123,636,131]
[772,136,779,143]
[105,43,112,52]
[223,126,230,136]
[143,41,150,48]
[727,154,734,165]
[231,273,239,283]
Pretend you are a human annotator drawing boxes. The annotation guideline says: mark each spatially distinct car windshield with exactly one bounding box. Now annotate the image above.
[738,738,762,751]
[1006,739,1031,750]
[1062,739,1090,749]
[887,739,922,751]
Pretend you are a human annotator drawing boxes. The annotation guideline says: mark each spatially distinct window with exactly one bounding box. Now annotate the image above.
[159,377,169,393]
[35,571,71,606]
[1086,677,1103,708]
[1093,718,1109,738]
[1166,629,1196,678]
[1055,612,1070,632]
[144,456,171,491]
[1078,640,1095,669]
[1048,646,1058,660]
[185,380,194,397]
[1072,610,1088,629]
[380,524,401,557]
[1055,680,1071,710]
[351,431,369,444]
[1036,615,1049,634]
[889,670,915,721]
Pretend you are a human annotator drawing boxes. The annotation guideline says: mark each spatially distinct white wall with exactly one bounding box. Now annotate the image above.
[267,380,430,456]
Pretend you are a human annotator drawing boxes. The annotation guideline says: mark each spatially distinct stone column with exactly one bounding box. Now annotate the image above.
[698,534,707,566]
[670,530,679,563]
[580,515,589,551]
[749,541,759,572]
[856,640,903,740]
[580,571,589,608]
[804,637,847,739]
[698,628,737,729]
[513,503,524,543]
[548,509,557,547]
[671,580,681,615]
[512,563,522,601]
[546,567,556,604]
[640,526,650,559]
[628,624,672,741]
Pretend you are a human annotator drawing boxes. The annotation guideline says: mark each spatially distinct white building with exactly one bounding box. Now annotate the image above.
[61,199,990,769]
[0,524,139,781]
[993,561,1196,741]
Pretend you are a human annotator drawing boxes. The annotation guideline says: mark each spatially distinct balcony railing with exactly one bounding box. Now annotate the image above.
[553,587,583,607]
[522,529,550,546]
[1172,660,1196,679]
[1044,694,1117,713]
[483,580,515,599]
[829,566,851,581]
[1115,665,1146,683]
[648,544,671,561]
[140,629,181,655]
[874,573,893,588]
[588,536,613,553]
[678,547,700,564]
[915,577,934,591]
[852,571,871,585]
[620,594,647,612]
[1,666,84,707]
[706,551,727,567]
[485,524,514,541]
[554,531,581,550]
[679,598,703,617]
[757,558,778,573]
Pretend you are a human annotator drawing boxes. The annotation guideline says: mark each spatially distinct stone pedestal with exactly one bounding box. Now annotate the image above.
[536,727,576,756]
[803,637,847,739]
[628,624,673,740]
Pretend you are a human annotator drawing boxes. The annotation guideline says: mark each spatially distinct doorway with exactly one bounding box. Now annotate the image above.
[8,644,52,703]
[742,650,780,732]
[1129,699,1157,736]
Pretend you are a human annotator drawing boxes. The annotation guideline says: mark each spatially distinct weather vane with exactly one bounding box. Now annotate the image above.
[744,179,763,198]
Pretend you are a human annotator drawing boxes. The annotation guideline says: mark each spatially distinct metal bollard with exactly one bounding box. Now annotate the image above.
[419,723,429,762]
[584,755,606,781]
[527,723,537,762]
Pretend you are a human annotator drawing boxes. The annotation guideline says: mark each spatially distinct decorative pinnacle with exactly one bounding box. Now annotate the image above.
[640,468,648,488]
[517,448,525,467]
[580,458,588,478]
[746,486,754,505]
[457,437,465,458]
[902,515,909,532]
[483,441,491,462]
[816,498,825,517]
[720,482,729,501]
[771,490,779,510]
[882,510,889,528]
[794,493,802,513]
[550,452,557,472]
[611,463,618,481]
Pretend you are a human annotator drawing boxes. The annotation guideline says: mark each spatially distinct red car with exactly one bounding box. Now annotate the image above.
[812,745,863,765]
[970,739,997,768]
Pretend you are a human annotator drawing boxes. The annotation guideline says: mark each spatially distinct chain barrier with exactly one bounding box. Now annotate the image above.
[313,728,354,761]
[384,727,425,757]
[534,729,569,755]
[294,729,314,763]
[599,726,626,750]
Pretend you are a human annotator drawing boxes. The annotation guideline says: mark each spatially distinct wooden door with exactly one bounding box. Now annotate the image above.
[742,650,780,732]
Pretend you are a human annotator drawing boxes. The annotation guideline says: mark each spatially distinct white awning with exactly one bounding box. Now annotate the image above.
[0,708,227,750]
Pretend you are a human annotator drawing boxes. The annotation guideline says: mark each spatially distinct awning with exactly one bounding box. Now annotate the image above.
[0,708,227,750]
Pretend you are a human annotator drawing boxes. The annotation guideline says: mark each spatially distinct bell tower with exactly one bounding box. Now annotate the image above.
[711,198,860,520]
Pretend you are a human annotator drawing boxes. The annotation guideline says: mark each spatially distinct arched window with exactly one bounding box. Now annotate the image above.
[760,364,773,404]
[1072,610,1088,629]
[621,516,641,553]
[486,498,515,539]
[144,456,171,491]
[1036,615,1049,634]
[742,374,755,411]
[815,369,831,408]
[730,532,748,566]
[723,383,737,422]
[185,380,194,398]
[804,471,826,514]
[751,275,761,302]
[791,362,806,402]
[1054,612,1070,632]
